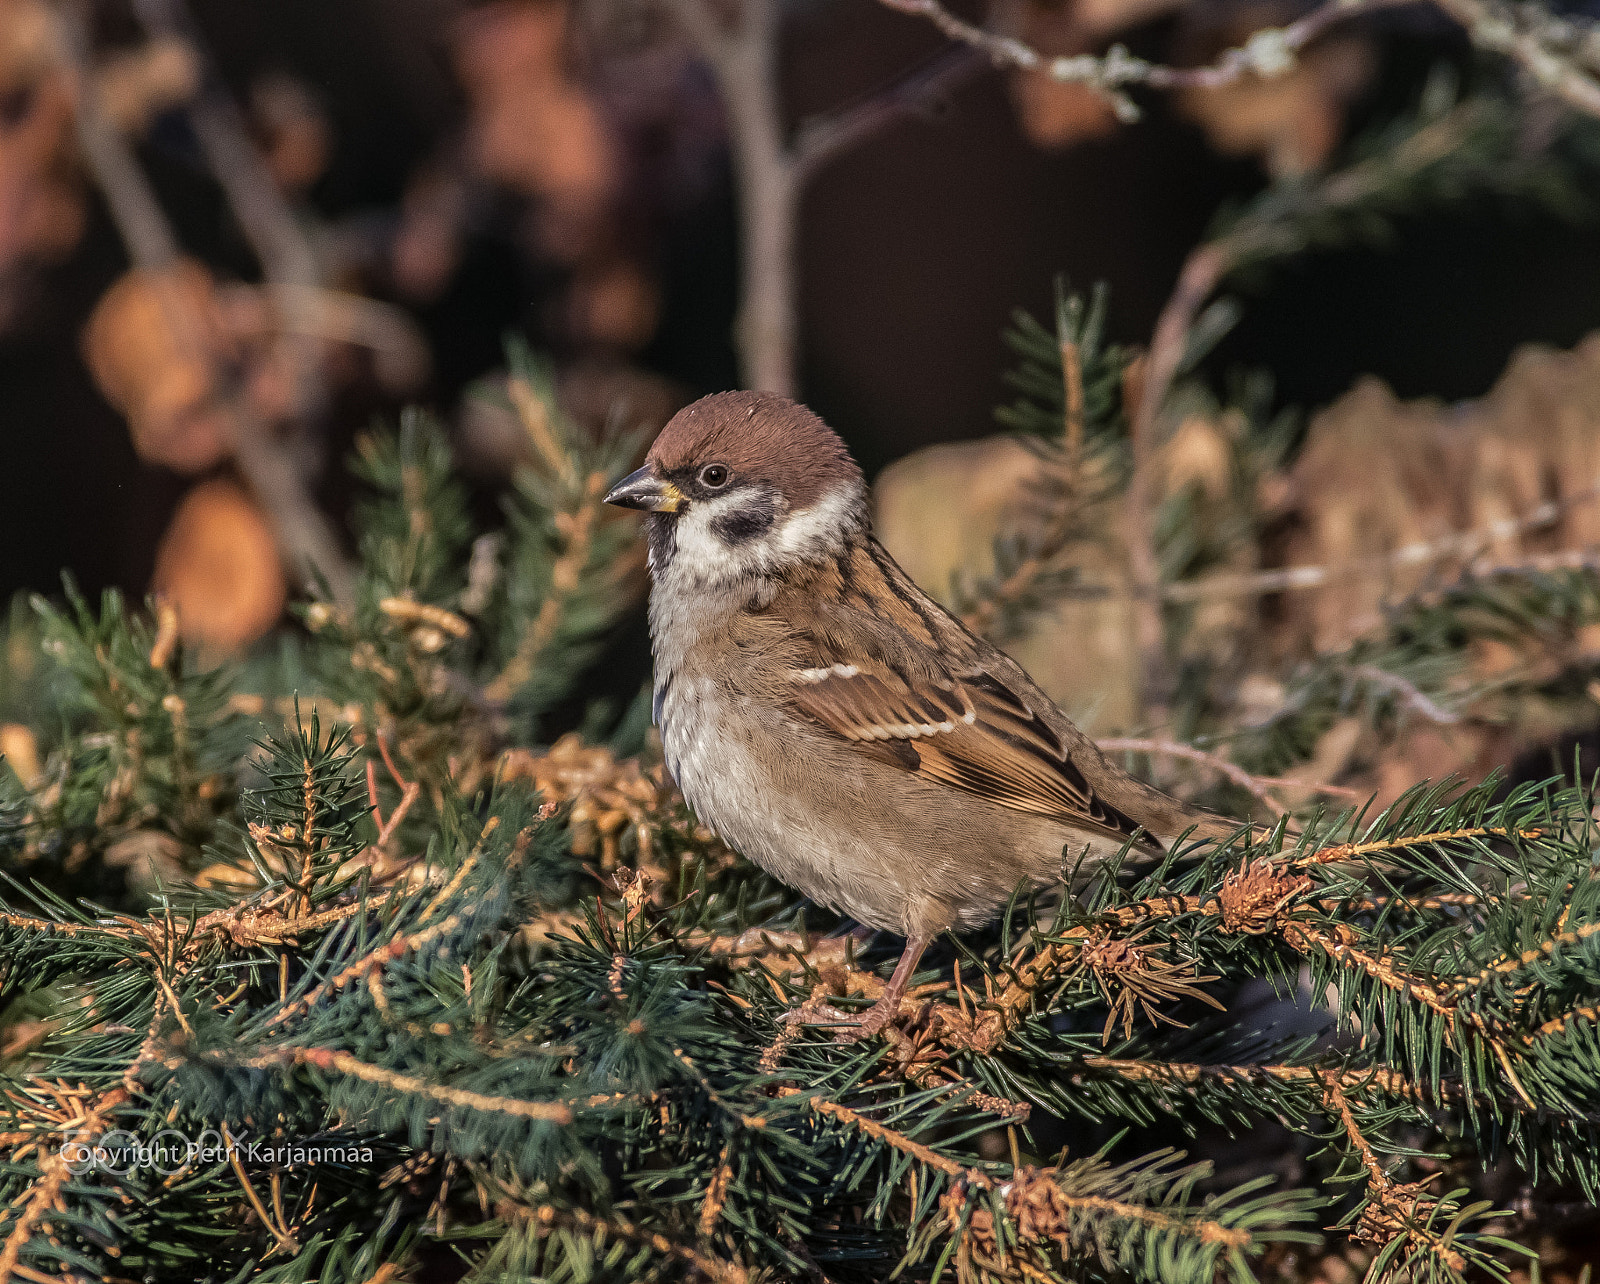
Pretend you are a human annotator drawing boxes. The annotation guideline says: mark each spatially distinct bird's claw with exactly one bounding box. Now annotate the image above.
[777,997,900,1043]
[831,1003,895,1043]
[778,1001,857,1027]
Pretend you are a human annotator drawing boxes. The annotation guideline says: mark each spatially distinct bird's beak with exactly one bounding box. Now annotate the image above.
[604,464,684,513]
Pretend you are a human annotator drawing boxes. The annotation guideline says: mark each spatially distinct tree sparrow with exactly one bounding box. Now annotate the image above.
[605,391,1238,1039]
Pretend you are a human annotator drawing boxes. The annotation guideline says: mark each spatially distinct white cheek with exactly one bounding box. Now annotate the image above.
[662,483,863,591]
[673,500,739,569]
[770,487,859,560]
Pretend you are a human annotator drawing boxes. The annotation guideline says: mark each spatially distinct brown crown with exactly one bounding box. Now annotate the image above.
[647,391,863,510]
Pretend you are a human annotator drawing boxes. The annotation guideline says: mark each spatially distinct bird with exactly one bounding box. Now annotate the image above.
[603,390,1241,1041]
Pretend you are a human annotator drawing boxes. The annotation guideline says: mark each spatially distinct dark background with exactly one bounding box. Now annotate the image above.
[3,0,1598,604]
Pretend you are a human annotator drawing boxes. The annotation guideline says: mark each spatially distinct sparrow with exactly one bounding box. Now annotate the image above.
[604,390,1240,1040]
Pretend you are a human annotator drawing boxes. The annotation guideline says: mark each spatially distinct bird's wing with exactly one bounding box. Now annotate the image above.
[786,654,1156,851]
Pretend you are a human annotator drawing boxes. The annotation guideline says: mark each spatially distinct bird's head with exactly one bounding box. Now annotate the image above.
[604,391,866,585]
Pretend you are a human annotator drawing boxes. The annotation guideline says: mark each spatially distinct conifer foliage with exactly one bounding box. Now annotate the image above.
[5,347,1600,1284]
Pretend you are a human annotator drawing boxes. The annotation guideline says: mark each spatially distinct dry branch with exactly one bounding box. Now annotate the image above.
[873,0,1600,119]
[1158,484,1600,603]
[48,8,354,604]
[1096,737,1286,815]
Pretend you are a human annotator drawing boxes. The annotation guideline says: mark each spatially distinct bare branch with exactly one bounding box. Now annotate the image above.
[872,0,1600,121]
[660,0,798,396]
[1096,736,1286,816]
[793,45,985,185]
[1159,484,1599,603]
[130,0,322,291]
[1430,0,1600,117]
[50,10,356,605]
[1346,665,1462,725]
[1125,241,1227,720]
[875,0,1048,83]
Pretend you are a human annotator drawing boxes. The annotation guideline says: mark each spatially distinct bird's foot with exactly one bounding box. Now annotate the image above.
[778,931,936,1044]
[775,995,904,1042]
[829,994,901,1044]
[778,1000,858,1028]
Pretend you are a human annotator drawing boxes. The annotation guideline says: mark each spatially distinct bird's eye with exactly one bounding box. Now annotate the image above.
[699,464,730,489]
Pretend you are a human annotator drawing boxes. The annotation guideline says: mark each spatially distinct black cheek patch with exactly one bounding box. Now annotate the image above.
[646,514,677,570]
[710,497,778,545]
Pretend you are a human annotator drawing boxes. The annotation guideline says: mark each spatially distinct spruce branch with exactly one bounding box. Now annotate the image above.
[959,283,1130,644]
[493,1198,750,1283]
[483,347,647,720]
[217,1046,575,1125]
[1126,89,1565,720]
[10,356,1600,1280]
[0,1085,131,1283]
[1317,1077,1476,1276]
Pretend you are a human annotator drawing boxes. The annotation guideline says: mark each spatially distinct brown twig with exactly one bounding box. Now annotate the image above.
[375,729,412,793]
[792,1090,990,1185]
[506,376,577,487]
[365,759,385,833]
[221,1121,301,1255]
[1080,1055,1430,1102]
[957,542,1066,639]
[264,912,463,1028]
[419,818,505,923]
[1097,737,1287,816]
[376,781,421,849]
[0,911,108,938]
[226,1045,574,1123]
[1319,1075,1466,1270]
[699,1142,735,1237]
[800,1092,1252,1251]
[1321,1072,1400,1187]
[148,597,181,670]
[1294,824,1539,868]
[1060,335,1085,458]
[1455,917,1600,992]
[195,890,398,948]
[485,463,606,704]
[956,447,1103,640]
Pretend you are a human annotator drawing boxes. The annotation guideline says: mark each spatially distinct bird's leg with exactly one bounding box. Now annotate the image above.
[832,932,933,1043]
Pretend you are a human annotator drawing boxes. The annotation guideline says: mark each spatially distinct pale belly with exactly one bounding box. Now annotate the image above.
[655,673,1079,935]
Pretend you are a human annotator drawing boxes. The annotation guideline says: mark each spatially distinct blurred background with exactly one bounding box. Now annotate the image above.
[10,8,1600,1270]
[3,0,1600,668]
